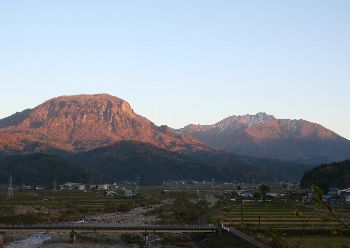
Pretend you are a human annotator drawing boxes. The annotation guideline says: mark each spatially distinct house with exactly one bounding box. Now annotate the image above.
[76,184,86,191]
[124,188,135,197]
[328,188,340,196]
[322,194,338,204]
[105,189,116,197]
[344,194,350,204]
[98,184,109,191]
[21,185,32,190]
[240,192,253,199]
[61,182,86,191]
[109,183,120,190]
[266,192,280,198]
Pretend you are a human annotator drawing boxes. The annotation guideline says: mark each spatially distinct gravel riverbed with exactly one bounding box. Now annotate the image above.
[4,204,162,248]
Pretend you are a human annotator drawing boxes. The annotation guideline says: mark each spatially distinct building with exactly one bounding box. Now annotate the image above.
[266,192,280,198]
[240,192,253,199]
[61,182,86,191]
[124,188,135,197]
[344,194,350,204]
[328,188,340,196]
[105,189,116,197]
[21,185,32,190]
[98,184,109,191]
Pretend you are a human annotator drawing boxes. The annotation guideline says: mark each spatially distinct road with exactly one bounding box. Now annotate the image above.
[222,225,271,248]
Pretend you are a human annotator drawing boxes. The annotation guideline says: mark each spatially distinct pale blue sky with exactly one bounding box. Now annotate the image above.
[0,1,350,138]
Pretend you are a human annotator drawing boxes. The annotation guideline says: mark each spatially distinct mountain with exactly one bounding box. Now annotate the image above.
[300,160,350,189]
[72,140,308,185]
[0,153,98,185]
[0,141,307,186]
[0,94,208,154]
[179,112,350,164]
[0,95,317,184]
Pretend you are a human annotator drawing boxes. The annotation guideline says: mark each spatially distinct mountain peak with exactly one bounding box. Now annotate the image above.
[52,93,120,101]
[41,93,135,116]
[180,113,350,164]
[215,112,275,131]
[0,94,208,153]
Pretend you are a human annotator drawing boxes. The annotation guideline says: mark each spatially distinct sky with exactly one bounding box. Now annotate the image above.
[0,1,350,138]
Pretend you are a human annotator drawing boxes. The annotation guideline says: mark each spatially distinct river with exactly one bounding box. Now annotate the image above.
[4,232,52,248]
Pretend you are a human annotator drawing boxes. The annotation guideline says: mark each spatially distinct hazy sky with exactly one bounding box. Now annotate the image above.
[1,1,350,138]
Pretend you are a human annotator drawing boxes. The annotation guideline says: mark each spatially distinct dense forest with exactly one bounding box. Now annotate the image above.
[0,153,98,185]
[301,160,350,189]
[0,141,313,186]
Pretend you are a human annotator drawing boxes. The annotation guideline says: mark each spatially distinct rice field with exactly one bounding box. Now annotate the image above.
[283,236,350,248]
[215,201,350,231]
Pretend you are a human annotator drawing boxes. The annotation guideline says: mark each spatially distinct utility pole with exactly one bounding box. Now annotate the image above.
[211,178,215,193]
[135,174,141,194]
[240,201,244,228]
[53,181,57,192]
[7,176,14,200]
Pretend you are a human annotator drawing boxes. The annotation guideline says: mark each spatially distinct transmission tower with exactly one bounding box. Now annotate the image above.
[8,176,14,199]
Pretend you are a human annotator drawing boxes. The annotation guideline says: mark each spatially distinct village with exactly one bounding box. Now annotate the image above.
[3,181,137,198]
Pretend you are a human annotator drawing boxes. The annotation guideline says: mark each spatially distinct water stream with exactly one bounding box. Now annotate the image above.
[4,232,52,248]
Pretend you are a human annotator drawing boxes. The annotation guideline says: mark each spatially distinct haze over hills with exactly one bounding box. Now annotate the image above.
[0,140,310,185]
[71,140,308,185]
[180,113,350,164]
[0,94,208,154]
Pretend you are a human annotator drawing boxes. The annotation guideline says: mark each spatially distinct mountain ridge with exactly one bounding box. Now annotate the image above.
[180,113,350,164]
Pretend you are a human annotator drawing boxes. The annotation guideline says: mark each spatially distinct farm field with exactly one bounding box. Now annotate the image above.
[211,200,350,247]
[0,189,160,224]
[214,201,350,230]
[283,236,350,248]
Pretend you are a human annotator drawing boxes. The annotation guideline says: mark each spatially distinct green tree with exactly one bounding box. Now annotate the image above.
[253,191,261,201]
[259,184,270,202]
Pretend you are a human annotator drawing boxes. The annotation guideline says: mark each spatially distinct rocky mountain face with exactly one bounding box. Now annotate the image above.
[0,94,208,153]
[180,113,350,164]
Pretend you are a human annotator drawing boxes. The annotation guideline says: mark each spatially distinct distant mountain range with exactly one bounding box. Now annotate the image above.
[71,140,309,185]
[0,94,348,185]
[180,112,350,164]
